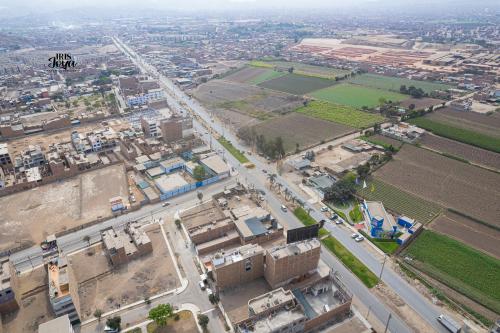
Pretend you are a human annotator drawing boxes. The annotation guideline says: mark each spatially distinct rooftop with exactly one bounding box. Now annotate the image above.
[268,239,320,260]
[155,173,189,193]
[211,243,263,268]
[200,154,230,175]
[48,257,70,300]
[38,314,72,333]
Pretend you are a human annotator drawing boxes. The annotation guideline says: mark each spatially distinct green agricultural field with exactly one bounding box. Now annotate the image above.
[250,60,351,79]
[405,230,500,313]
[247,70,286,85]
[310,83,407,108]
[217,137,249,163]
[349,73,452,94]
[258,74,335,95]
[409,117,500,153]
[357,178,442,224]
[295,101,385,129]
[322,236,379,288]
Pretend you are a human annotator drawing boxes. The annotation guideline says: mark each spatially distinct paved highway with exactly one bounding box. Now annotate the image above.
[113,37,434,333]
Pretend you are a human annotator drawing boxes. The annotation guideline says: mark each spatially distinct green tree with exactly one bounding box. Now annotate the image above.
[148,304,174,327]
[208,293,219,304]
[93,309,103,321]
[106,316,121,331]
[325,178,356,204]
[193,165,206,181]
[198,314,209,330]
[175,219,182,230]
[356,163,370,180]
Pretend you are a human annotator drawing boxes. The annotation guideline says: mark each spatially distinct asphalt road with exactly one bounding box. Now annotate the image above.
[114,37,457,333]
[9,177,235,273]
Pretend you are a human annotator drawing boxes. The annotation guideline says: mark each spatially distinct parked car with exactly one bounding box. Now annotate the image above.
[351,233,359,239]
[162,202,170,207]
[335,219,343,225]
[355,236,365,242]
[104,326,119,333]
[330,214,338,220]
[198,281,206,290]
[262,169,267,173]
[320,206,328,212]
[281,205,288,212]
[206,288,213,296]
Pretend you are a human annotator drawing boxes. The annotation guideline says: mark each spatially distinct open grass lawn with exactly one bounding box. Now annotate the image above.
[247,70,287,85]
[293,207,317,226]
[295,100,385,129]
[349,204,363,223]
[217,137,249,163]
[357,178,442,225]
[409,117,500,153]
[349,73,452,93]
[322,236,379,288]
[310,83,407,108]
[359,230,399,255]
[258,73,336,95]
[373,240,399,254]
[405,230,500,313]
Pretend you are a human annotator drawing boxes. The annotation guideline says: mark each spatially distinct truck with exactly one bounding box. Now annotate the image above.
[437,314,461,333]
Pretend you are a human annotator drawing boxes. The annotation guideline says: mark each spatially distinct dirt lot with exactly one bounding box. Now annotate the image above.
[399,97,444,110]
[419,132,500,170]
[251,113,354,153]
[224,66,269,83]
[374,145,500,228]
[181,200,225,230]
[322,317,368,333]
[1,267,53,333]
[0,164,128,252]
[220,277,271,324]
[69,225,180,320]
[6,117,127,156]
[429,211,500,259]
[426,107,500,138]
[315,145,373,174]
[193,79,303,127]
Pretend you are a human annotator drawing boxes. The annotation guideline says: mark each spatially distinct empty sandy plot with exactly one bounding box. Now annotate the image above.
[71,226,180,320]
[252,113,354,153]
[193,79,303,124]
[0,164,128,252]
[1,267,53,333]
[224,66,269,83]
[220,278,271,324]
[375,145,500,227]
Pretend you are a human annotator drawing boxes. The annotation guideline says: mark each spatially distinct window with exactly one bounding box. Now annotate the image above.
[244,259,252,272]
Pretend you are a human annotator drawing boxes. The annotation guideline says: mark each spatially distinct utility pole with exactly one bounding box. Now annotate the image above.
[384,313,392,333]
[379,254,387,279]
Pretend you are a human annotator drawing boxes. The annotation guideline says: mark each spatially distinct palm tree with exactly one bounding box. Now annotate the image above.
[284,188,290,201]
[267,173,277,188]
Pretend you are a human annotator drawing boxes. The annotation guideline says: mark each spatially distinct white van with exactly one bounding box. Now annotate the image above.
[281,205,287,212]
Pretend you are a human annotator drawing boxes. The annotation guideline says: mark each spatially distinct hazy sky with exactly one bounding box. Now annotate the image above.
[0,0,498,17]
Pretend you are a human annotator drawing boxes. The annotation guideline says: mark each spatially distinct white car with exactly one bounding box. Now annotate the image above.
[335,219,343,225]
[320,206,328,212]
[355,236,365,242]
[198,281,206,290]
[351,233,359,239]
[281,205,288,212]
[206,288,213,296]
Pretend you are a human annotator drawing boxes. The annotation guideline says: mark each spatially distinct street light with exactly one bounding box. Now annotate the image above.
[379,254,387,280]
